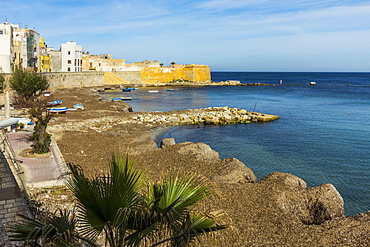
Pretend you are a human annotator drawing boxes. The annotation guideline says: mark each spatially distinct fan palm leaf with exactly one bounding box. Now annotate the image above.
[64,154,145,246]
[10,209,90,246]
[147,173,210,217]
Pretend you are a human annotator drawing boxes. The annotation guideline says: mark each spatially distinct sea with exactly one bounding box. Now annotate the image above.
[100,72,370,216]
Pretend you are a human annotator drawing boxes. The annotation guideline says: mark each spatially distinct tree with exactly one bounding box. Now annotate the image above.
[9,68,49,104]
[9,69,51,154]
[29,99,53,154]
[11,154,227,246]
[65,154,227,246]
[10,209,93,246]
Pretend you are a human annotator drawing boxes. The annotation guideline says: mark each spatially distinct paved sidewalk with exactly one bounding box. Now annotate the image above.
[6,131,66,187]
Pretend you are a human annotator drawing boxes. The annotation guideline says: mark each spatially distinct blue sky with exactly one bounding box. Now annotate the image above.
[2,0,370,72]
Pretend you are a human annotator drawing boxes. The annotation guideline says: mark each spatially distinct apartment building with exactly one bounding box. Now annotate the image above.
[61,41,82,72]
[39,37,50,72]
[0,23,14,73]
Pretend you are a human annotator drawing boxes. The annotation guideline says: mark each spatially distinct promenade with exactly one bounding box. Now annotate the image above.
[0,128,66,244]
[6,131,66,188]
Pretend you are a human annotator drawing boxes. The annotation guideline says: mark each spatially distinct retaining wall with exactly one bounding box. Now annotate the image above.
[0,131,31,244]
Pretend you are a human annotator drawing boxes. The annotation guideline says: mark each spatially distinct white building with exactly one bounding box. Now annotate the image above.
[13,27,28,70]
[0,23,14,73]
[61,41,82,72]
[0,22,41,72]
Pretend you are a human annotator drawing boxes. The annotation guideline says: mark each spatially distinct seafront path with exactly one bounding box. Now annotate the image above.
[6,131,66,187]
[0,127,66,244]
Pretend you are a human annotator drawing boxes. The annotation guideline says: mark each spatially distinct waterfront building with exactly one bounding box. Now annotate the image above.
[49,49,62,72]
[12,25,40,71]
[82,53,126,71]
[60,41,82,72]
[0,22,15,73]
[39,37,50,72]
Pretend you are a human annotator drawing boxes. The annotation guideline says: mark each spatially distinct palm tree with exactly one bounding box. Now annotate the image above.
[146,174,227,246]
[66,154,227,246]
[9,209,93,246]
[11,154,227,246]
[65,154,145,246]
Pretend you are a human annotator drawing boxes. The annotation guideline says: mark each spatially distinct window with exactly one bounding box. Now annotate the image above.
[68,68,71,72]
[68,51,71,55]
[0,31,3,34]
[68,60,71,64]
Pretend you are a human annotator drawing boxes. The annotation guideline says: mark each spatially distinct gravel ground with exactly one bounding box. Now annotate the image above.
[40,87,370,246]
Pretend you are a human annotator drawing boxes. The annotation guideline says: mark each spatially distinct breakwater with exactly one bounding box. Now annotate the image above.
[128,107,279,125]
[51,106,279,133]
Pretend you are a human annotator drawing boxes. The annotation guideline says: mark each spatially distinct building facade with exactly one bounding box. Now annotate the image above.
[0,23,14,73]
[82,53,126,72]
[61,41,82,72]
[39,37,50,72]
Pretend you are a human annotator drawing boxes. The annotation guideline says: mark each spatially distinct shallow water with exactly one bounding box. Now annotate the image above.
[100,72,370,216]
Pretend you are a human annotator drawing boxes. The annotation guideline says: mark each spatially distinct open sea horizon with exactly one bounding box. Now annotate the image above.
[100,71,370,216]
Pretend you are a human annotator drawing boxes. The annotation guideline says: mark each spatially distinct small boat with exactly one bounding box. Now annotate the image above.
[0,118,18,129]
[111,98,123,101]
[46,99,62,106]
[148,90,159,93]
[122,88,137,92]
[47,107,68,114]
[166,89,174,91]
[44,91,51,97]
[310,82,316,86]
[73,104,84,110]
[111,97,132,101]
[121,97,132,100]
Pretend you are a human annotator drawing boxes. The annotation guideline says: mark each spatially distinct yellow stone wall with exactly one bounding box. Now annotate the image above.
[104,72,132,84]
[141,65,211,84]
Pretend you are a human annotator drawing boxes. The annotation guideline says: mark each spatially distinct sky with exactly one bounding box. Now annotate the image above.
[1,0,370,72]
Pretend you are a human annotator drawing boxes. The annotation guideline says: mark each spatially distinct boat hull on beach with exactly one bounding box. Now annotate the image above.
[47,99,63,106]
[47,107,68,114]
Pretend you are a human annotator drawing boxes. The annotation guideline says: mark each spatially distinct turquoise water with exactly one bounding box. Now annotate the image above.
[100,72,370,216]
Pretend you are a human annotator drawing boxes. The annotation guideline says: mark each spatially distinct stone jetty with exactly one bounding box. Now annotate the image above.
[129,107,279,125]
[51,106,280,133]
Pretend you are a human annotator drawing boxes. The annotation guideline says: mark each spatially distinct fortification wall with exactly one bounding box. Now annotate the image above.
[43,72,105,90]
[141,65,211,84]
[2,65,211,91]
[106,71,142,84]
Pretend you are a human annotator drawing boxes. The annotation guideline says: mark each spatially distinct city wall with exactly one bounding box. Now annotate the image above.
[141,65,211,84]
[37,65,211,90]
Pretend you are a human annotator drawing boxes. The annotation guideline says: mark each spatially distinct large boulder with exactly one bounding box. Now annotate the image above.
[303,183,344,225]
[258,172,344,225]
[259,172,307,189]
[176,142,219,161]
[213,157,257,183]
[160,138,176,148]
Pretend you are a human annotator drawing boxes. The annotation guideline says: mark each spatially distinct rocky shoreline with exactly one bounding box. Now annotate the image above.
[40,87,370,246]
